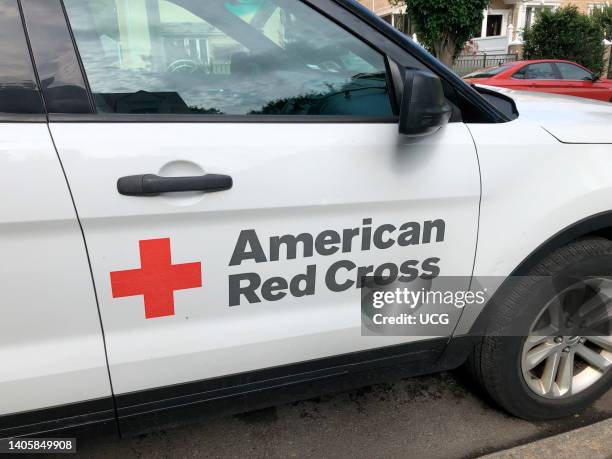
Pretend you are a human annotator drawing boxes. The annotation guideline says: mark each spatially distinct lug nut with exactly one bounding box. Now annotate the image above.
[579,337,586,344]
[563,346,571,353]
[554,336,564,343]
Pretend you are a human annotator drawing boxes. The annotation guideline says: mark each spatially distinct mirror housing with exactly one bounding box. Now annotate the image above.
[399,69,452,136]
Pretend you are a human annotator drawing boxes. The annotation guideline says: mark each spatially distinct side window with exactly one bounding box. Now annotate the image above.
[0,0,43,114]
[63,0,394,117]
[556,63,592,80]
[512,63,557,80]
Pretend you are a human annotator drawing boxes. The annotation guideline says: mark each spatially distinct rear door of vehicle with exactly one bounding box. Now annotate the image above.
[0,0,113,437]
[29,0,480,428]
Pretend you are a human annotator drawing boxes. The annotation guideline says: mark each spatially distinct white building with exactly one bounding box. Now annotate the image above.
[474,0,609,54]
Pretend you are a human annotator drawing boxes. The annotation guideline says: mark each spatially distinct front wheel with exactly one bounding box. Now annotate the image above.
[467,237,612,420]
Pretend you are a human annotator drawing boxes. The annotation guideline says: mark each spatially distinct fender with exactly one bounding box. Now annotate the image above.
[469,209,612,335]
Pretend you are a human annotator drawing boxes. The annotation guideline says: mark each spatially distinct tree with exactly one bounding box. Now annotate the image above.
[523,5,605,74]
[592,5,612,41]
[389,0,490,67]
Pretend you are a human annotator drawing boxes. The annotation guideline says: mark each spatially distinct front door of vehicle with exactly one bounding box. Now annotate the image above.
[554,62,611,102]
[47,0,480,399]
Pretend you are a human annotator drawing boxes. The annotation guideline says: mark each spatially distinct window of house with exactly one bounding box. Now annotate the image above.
[63,0,393,117]
[394,13,415,35]
[588,3,607,15]
[486,15,503,37]
[512,63,557,80]
[380,14,393,25]
[556,62,593,80]
[380,13,415,35]
[525,6,553,28]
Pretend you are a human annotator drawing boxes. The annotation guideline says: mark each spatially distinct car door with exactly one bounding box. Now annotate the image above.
[34,0,480,403]
[0,0,112,435]
[554,62,611,102]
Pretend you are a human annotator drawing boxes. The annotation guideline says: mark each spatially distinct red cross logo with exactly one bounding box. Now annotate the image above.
[110,238,202,319]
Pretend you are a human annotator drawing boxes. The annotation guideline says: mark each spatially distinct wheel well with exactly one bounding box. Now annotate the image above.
[468,210,612,336]
[510,211,612,276]
[591,226,612,242]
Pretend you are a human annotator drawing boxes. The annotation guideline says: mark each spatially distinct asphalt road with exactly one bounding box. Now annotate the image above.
[75,371,611,459]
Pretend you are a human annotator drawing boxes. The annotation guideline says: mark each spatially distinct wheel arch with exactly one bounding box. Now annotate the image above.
[468,209,612,336]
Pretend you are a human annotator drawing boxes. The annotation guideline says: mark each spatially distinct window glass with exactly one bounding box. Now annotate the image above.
[464,64,512,79]
[64,0,393,117]
[0,0,43,114]
[21,0,92,113]
[556,62,592,80]
[512,63,557,80]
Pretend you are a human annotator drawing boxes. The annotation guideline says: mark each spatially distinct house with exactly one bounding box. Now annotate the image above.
[357,0,610,54]
[356,0,408,28]
[474,0,609,54]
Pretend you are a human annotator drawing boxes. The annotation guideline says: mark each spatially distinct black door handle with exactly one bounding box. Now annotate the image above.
[118,174,233,196]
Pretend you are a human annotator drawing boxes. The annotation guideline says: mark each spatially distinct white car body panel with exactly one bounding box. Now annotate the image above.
[0,124,111,416]
[49,122,480,394]
[455,91,612,333]
[477,85,612,144]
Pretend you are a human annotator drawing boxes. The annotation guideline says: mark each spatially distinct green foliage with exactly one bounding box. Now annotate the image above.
[389,0,490,65]
[523,5,605,73]
[592,5,612,40]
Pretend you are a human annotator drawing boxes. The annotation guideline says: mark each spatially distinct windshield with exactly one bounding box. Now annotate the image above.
[464,64,513,79]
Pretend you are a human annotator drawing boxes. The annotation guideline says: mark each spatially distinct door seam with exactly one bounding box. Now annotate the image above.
[46,123,122,437]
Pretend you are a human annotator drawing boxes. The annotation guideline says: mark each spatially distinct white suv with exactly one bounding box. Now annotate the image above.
[1,0,610,438]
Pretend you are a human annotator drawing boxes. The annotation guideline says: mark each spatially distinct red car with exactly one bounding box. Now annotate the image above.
[463,59,612,102]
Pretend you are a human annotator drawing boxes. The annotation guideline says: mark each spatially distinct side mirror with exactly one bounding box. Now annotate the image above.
[592,72,601,82]
[399,69,452,136]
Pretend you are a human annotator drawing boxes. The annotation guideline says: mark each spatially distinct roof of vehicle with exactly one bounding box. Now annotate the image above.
[469,59,592,71]
[509,59,590,67]
[462,59,598,80]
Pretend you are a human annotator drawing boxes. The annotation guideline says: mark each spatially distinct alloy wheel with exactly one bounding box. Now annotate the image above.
[521,278,612,398]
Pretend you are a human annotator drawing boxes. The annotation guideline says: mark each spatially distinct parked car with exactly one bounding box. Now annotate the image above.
[1,0,612,442]
[463,59,612,102]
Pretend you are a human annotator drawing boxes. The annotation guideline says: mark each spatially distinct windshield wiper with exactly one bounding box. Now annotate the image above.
[351,71,387,80]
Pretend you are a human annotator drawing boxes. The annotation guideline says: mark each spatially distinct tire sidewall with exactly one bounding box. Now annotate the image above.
[488,242,612,420]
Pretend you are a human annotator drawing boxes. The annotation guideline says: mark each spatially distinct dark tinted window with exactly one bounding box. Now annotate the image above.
[64,0,393,117]
[556,63,592,80]
[512,63,557,80]
[485,15,502,37]
[0,0,43,114]
[464,64,513,79]
[21,0,92,113]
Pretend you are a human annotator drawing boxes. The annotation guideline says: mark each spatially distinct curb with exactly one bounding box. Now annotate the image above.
[481,417,612,459]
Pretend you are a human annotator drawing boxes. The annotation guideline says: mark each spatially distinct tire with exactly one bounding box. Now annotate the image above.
[467,237,612,421]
